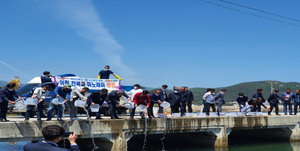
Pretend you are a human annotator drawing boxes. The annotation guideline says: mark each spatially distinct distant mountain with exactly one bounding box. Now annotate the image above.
[0,80,9,88]
[189,81,300,105]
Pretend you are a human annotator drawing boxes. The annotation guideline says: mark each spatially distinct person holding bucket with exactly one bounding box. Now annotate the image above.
[87,88,108,119]
[25,85,49,121]
[105,90,129,119]
[130,90,151,119]
[46,84,72,121]
[148,89,165,118]
[69,87,89,120]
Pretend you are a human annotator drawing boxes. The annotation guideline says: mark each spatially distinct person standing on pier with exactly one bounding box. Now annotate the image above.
[281,88,294,115]
[180,87,188,116]
[97,65,122,80]
[185,86,194,113]
[105,90,129,119]
[126,84,142,101]
[131,90,151,119]
[148,89,165,118]
[203,88,216,116]
[167,86,182,115]
[25,85,50,121]
[160,85,168,102]
[0,83,22,122]
[214,89,227,114]
[267,89,281,116]
[46,84,72,121]
[202,88,211,113]
[87,88,108,119]
[293,90,300,115]
[236,92,248,112]
[69,87,89,120]
[24,125,80,151]
[251,88,266,112]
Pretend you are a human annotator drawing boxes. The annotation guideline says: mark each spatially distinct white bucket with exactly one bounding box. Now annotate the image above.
[157,113,167,118]
[90,104,100,112]
[160,101,170,109]
[153,107,158,117]
[25,98,38,106]
[14,101,27,112]
[184,113,193,117]
[74,100,86,108]
[172,113,181,117]
[52,97,64,105]
[241,105,252,112]
[136,104,147,112]
[124,101,134,109]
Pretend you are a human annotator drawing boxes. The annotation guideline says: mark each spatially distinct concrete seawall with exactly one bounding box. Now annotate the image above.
[1,116,300,150]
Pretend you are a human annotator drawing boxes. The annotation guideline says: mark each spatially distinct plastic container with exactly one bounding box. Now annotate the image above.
[74,100,86,108]
[25,98,38,106]
[90,104,100,112]
[241,105,252,112]
[124,101,134,109]
[172,113,181,117]
[160,101,170,109]
[52,97,64,105]
[14,101,27,112]
[136,104,147,112]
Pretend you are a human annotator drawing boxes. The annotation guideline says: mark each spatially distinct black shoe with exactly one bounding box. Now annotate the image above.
[290,114,294,115]
[24,118,29,121]
[0,119,6,122]
[46,119,51,121]
[95,117,102,119]
[112,117,122,119]
[4,119,10,122]
[57,119,64,121]
[141,116,145,119]
[37,118,42,121]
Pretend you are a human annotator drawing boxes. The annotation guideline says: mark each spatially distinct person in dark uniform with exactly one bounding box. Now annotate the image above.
[41,71,55,89]
[148,89,165,118]
[251,88,266,112]
[267,89,281,116]
[236,92,248,112]
[87,88,108,119]
[248,97,270,112]
[0,83,22,122]
[160,85,168,102]
[185,86,194,113]
[167,86,182,114]
[105,90,129,119]
[97,65,122,80]
[24,125,80,151]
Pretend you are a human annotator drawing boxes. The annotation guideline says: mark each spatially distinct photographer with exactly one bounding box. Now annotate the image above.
[24,125,80,151]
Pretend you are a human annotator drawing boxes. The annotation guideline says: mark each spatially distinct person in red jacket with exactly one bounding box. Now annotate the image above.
[130,90,151,119]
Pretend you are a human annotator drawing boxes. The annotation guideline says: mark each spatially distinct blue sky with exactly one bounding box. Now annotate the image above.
[0,0,300,88]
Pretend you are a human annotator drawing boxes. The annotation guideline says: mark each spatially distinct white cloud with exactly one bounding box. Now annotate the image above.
[50,0,139,84]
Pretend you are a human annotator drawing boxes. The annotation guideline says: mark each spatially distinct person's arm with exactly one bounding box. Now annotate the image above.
[54,87,60,97]
[159,94,165,103]
[68,132,81,151]
[132,94,138,106]
[190,92,194,102]
[261,103,268,109]
[146,95,151,107]
[122,92,129,99]
[97,71,102,79]
[0,90,10,102]
[203,93,209,100]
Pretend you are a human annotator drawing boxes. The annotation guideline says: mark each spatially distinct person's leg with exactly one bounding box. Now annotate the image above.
[65,101,74,119]
[283,101,287,115]
[212,104,216,112]
[180,103,186,116]
[57,105,63,120]
[174,102,180,113]
[268,104,274,115]
[47,103,55,120]
[147,102,154,117]
[205,103,210,115]
[130,107,136,118]
[257,104,261,112]
[25,105,34,120]
[36,101,44,120]
[0,102,4,120]
[158,103,164,113]
[288,102,293,115]
[187,102,193,113]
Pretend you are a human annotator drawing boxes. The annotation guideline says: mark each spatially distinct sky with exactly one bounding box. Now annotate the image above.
[0,0,300,88]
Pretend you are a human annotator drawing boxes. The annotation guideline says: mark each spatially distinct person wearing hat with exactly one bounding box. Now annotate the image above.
[46,84,72,121]
[214,89,227,114]
[97,65,122,80]
[267,89,281,116]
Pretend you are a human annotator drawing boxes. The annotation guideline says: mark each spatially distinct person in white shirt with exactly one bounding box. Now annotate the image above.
[68,87,89,120]
[25,85,49,121]
[126,84,143,101]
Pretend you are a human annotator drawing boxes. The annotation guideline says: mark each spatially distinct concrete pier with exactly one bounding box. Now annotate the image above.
[1,115,300,150]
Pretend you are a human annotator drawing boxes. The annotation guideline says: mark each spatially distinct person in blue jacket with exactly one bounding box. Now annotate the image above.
[148,89,165,118]
[46,84,72,121]
[294,90,300,115]
[97,65,122,80]
[281,88,294,115]
[24,125,80,151]
[0,83,22,122]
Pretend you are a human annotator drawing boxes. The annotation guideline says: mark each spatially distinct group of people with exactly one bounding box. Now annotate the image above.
[236,88,300,116]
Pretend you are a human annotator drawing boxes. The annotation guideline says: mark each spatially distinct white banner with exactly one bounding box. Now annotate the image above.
[54,77,121,90]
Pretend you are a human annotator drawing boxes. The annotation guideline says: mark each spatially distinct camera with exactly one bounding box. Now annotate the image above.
[63,132,74,137]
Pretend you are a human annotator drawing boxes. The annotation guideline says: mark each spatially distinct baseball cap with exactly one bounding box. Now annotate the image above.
[65,84,72,89]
